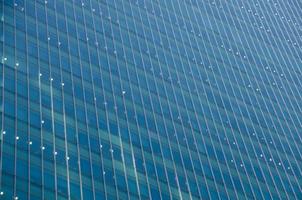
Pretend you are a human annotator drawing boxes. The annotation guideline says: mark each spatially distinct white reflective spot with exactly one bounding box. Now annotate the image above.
[62,83,64,86]
[2,131,6,135]
[16,136,19,140]
[0,191,3,195]
[29,141,32,145]
[42,146,45,150]
[54,151,58,155]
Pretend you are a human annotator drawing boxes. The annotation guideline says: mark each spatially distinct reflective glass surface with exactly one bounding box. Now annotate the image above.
[1,0,302,199]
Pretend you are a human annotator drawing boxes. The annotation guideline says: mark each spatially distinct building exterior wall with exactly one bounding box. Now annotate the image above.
[1,0,302,199]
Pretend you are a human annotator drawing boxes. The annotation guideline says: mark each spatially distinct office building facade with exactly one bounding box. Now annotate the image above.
[1,0,302,199]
